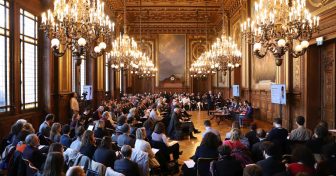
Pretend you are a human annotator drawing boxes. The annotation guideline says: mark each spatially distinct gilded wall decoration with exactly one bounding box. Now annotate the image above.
[308,0,331,7]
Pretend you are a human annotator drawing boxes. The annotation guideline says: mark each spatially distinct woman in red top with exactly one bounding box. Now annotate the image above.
[287,146,316,176]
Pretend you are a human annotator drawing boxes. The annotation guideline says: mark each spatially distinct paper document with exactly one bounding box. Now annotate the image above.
[184,159,195,168]
[152,148,159,154]
[168,140,178,147]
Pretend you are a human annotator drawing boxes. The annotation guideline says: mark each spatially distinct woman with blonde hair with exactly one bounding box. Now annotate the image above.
[50,122,62,143]
[134,128,160,168]
[223,128,253,166]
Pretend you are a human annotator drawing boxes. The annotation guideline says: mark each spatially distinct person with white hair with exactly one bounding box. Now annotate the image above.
[149,107,163,122]
[167,107,197,139]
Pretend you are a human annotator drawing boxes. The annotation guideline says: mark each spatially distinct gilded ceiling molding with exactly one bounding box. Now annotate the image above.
[311,0,336,15]
[308,0,331,7]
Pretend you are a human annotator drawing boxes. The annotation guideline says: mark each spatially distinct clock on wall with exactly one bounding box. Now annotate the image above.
[170,76,175,81]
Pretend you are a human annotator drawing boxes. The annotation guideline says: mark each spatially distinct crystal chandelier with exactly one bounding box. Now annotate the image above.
[210,35,242,71]
[130,56,157,78]
[40,0,114,58]
[108,0,142,70]
[241,0,319,66]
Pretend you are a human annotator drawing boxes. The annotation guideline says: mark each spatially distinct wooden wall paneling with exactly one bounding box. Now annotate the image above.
[321,40,335,129]
[305,44,322,130]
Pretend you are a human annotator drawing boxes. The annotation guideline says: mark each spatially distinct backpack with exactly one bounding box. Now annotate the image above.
[0,144,16,170]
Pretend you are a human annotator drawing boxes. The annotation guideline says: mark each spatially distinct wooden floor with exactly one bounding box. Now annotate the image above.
[176,111,273,167]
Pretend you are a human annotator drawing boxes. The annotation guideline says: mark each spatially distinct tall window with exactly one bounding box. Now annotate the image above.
[20,9,38,110]
[105,55,109,92]
[80,59,86,96]
[0,0,10,112]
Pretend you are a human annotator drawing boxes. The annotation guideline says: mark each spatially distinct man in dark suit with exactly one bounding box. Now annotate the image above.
[117,124,135,147]
[206,91,213,115]
[210,145,243,176]
[114,145,140,176]
[60,124,72,148]
[167,107,197,139]
[38,113,54,137]
[22,134,46,170]
[251,128,267,162]
[266,117,288,153]
[256,141,286,176]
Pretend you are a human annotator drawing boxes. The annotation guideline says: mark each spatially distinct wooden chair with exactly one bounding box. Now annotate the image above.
[196,157,217,176]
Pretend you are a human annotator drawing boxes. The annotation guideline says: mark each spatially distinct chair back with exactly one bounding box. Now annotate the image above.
[22,158,39,176]
[196,157,217,176]
[89,160,107,176]
[105,167,125,176]
[73,154,91,171]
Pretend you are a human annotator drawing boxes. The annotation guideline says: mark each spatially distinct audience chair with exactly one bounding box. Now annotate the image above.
[73,153,91,171]
[22,158,39,176]
[196,157,218,176]
[105,167,125,176]
[88,160,106,176]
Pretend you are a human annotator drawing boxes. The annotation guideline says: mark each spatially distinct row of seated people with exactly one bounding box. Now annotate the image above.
[1,94,202,176]
[181,116,336,176]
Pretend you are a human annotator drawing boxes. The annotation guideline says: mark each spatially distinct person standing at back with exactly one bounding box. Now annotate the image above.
[70,92,79,115]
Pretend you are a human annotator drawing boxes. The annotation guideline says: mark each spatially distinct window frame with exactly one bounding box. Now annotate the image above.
[19,8,39,110]
[0,0,10,113]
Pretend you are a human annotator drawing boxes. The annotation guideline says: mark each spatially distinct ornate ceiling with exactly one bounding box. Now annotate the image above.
[107,0,242,34]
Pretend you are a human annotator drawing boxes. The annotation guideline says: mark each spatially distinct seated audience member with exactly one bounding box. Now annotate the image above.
[101,111,114,129]
[14,130,32,152]
[39,114,54,137]
[245,123,259,148]
[150,107,163,122]
[93,136,117,168]
[182,132,220,176]
[79,130,97,159]
[70,113,80,130]
[94,120,107,139]
[251,128,267,162]
[256,141,286,176]
[287,146,316,176]
[306,124,330,153]
[70,126,85,151]
[7,119,27,145]
[135,128,160,168]
[266,117,288,153]
[143,119,155,140]
[167,107,197,139]
[316,142,336,176]
[127,116,138,136]
[116,115,127,131]
[223,128,252,166]
[66,166,86,176]
[289,116,312,141]
[210,145,243,176]
[50,122,62,143]
[60,124,72,148]
[49,143,64,153]
[117,124,135,148]
[151,122,181,161]
[114,145,140,176]
[22,134,46,170]
[43,152,65,176]
[243,164,262,176]
[23,123,35,134]
[92,106,104,120]
[225,121,241,139]
[202,120,221,141]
